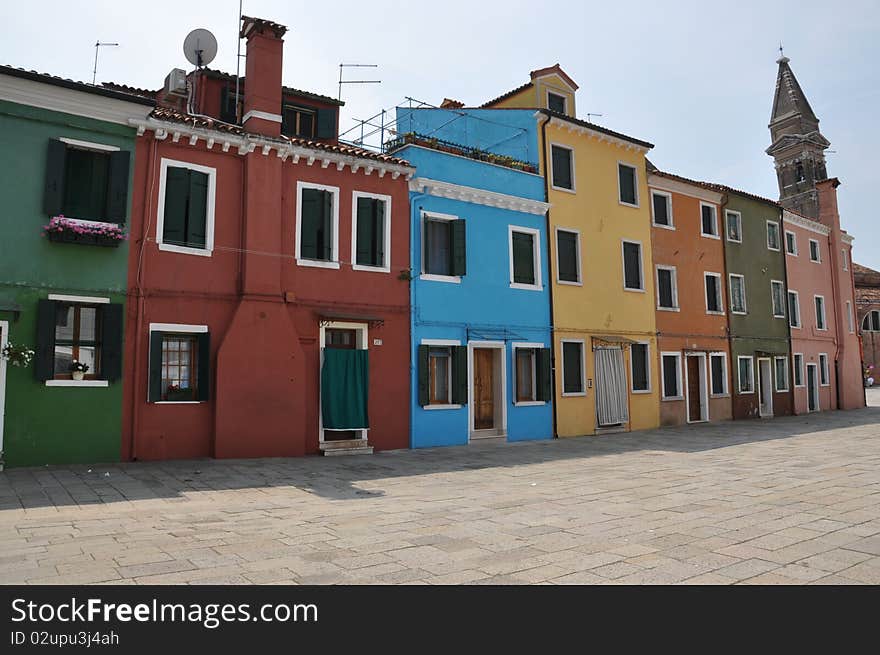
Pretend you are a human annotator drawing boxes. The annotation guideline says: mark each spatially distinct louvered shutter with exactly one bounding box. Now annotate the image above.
[100,303,124,382]
[105,150,131,223]
[43,139,67,216]
[450,219,467,277]
[34,299,57,382]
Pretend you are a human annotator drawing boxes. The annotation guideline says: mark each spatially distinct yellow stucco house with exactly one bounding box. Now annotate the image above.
[486,66,661,436]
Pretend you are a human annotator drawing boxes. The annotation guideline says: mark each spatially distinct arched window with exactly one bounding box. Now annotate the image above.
[863,310,880,332]
[796,163,805,183]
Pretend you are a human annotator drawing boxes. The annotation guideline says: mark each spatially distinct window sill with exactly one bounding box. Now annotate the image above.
[514,401,546,407]
[618,201,640,209]
[352,264,390,273]
[727,238,742,244]
[661,396,684,402]
[657,306,680,312]
[810,260,821,264]
[297,258,340,270]
[731,310,748,316]
[557,279,582,286]
[631,389,652,395]
[768,247,781,252]
[791,325,802,329]
[551,185,576,195]
[510,282,542,291]
[159,243,212,257]
[794,384,806,388]
[710,393,730,399]
[773,315,786,320]
[653,223,675,231]
[737,390,755,395]
[786,251,798,257]
[706,310,725,316]
[154,401,203,405]
[423,404,462,410]
[624,287,646,293]
[45,380,109,388]
[701,233,721,240]
[420,274,461,284]
[561,391,586,397]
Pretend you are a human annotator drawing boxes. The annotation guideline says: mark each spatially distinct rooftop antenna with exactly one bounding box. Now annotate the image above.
[183,28,218,68]
[92,41,119,85]
[338,63,380,101]
[586,112,603,122]
[235,0,244,122]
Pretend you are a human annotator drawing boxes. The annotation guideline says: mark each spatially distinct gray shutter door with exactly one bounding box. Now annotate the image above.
[355,198,374,266]
[186,170,209,248]
[551,146,572,189]
[162,167,189,246]
[105,150,131,223]
[300,188,320,259]
[148,331,163,402]
[43,139,67,216]
[450,219,467,277]
[451,346,468,405]
[417,345,430,406]
[100,303,124,382]
[315,108,336,139]
[34,299,57,381]
[197,332,210,401]
[535,348,552,402]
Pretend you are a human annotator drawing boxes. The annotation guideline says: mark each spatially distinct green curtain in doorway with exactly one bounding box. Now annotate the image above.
[321,349,370,430]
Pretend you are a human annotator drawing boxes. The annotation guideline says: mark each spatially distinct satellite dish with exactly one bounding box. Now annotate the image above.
[183,29,217,68]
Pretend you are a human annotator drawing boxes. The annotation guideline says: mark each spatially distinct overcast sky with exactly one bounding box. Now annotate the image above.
[4,0,878,268]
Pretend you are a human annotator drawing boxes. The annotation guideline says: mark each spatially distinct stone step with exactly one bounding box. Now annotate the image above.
[320,438,369,450]
[322,446,374,457]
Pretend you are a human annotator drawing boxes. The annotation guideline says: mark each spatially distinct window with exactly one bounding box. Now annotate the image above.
[429,347,452,405]
[729,274,747,314]
[547,92,567,114]
[767,221,781,251]
[656,266,678,310]
[809,239,821,262]
[846,301,854,333]
[561,341,585,395]
[281,104,315,139]
[651,191,673,228]
[774,356,789,392]
[630,343,650,393]
[422,214,466,279]
[725,211,742,243]
[771,280,786,318]
[661,353,682,400]
[819,353,830,386]
[842,249,848,271]
[514,345,551,404]
[864,310,880,332]
[622,241,644,291]
[556,228,581,284]
[550,145,574,191]
[418,343,466,407]
[43,138,130,223]
[157,159,216,255]
[701,203,718,237]
[297,182,339,267]
[509,227,542,290]
[793,354,804,387]
[785,231,798,255]
[618,163,638,206]
[738,356,755,394]
[53,303,101,379]
[787,291,801,328]
[352,192,391,272]
[815,295,827,330]
[148,324,210,402]
[704,273,723,313]
[710,353,728,396]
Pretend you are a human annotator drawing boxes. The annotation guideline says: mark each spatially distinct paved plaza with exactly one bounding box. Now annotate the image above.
[1,389,879,585]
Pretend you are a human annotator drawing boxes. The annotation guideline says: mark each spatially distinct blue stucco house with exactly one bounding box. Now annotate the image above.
[389,106,552,447]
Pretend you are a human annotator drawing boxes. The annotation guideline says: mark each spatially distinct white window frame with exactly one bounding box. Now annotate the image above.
[296,180,341,269]
[709,352,729,398]
[785,230,798,256]
[814,295,827,331]
[770,280,786,319]
[737,355,755,395]
[774,356,789,392]
[147,322,209,404]
[555,227,582,285]
[650,190,674,230]
[700,202,719,239]
[729,273,747,315]
[725,210,742,243]
[546,90,567,114]
[793,353,805,388]
[621,239,645,292]
[819,353,830,387]
[350,190,392,273]
[842,248,848,271]
[43,294,113,388]
[846,301,854,333]
[629,341,652,394]
[155,158,217,258]
[508,225,543,291]
[660,352,683,401]
[704,271,724,315]
[420,210,462,284]
[617,161,639,208]
[549,142,576,193]
[809,238,821,263]
[512,342,546,406]
[560,339,586,397]
[655,265,679,311]
[766,220,781,251]
[421,338,461,410]
[788,290,801,328]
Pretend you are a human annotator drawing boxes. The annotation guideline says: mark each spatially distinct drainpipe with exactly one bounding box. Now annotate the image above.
[538,111,558,439]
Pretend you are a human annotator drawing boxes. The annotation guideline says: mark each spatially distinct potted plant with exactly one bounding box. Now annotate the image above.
[1,342,35,368]
[69,360,89,381]
[165,384,194,401]
[42,215,127,247]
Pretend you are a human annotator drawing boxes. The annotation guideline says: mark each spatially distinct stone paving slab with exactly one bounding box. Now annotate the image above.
[1,400,879,585]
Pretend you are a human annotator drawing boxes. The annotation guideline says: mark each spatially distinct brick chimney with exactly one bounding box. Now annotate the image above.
[239,16,287,136]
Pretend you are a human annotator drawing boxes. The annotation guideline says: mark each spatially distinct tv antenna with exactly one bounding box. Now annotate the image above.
[586,112,604,122]
[183,28,218,68]
[92,41,119,85]
[338,63,380,100]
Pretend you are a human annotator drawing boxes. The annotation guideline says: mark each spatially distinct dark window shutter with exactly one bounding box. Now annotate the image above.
[100,303,124,382]
[356,198,374,266]
[105,150,130,223]
[551,146,572,189]
[417,345,430,406]
[658,269,674,307]
[557,231,579,282]
[535,348,552,402]
[148,331,163,402]
[450,219,467,277]
[562,342,582,394]
[623,242,641,289]
[162,167,190,246]
[619,165,636,204]
[300,188,320,259]
[34,299,57,381]
[373,200,385,265]
[197,332,210,401]
[512,231,535,284]
[321,190,333,260]
[186,170,209,248]
[315,108,336,139]
[451,346,468,405]
[220,86,236,124]
[44,139,67,216]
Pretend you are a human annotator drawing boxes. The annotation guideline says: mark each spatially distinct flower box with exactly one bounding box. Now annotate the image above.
[47,230,122,248]
[165,387,195,401]
[42,216,127,248]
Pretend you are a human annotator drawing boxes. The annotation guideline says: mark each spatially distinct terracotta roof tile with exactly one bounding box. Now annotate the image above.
[0,64,155,106]
[854,263,880,288]
[102,82,159,99]
[529,64,579,90]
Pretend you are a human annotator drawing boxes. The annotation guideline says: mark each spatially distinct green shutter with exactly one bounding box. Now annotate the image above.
[321,190,333,260]
[356,198,374,266]
[148,331,163,402]
[300,188,320,259]
[512,231,535,285]
[315,108,336,139]
[197,332,210,401]
[100,303,124,382]
[417,345,430,406]
[34,299,57,381]
[44,139,67,216]
[451,346,468,405]
[162,167,190,246]
[105,150,130,223]
[535,348,552,402]
[63,148,109,220]
[450,219,467,277]
[219,85,236,124]
[186,170,209,248]
[373,200,385,266]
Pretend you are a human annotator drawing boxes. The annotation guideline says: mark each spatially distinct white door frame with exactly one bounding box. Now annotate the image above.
[757,357,774,418]
[318,321,368,444]
[806,363,819,413]
[684,352,709,423]
[467,341,507,440]
[0,320,8,470]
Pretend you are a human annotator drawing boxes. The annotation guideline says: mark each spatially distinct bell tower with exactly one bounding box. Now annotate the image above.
[766,54,830,219]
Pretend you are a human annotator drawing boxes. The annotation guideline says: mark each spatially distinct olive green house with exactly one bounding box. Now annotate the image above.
[0,66,152,468]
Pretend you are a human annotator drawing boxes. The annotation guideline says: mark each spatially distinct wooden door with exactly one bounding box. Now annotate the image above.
[687,356,702,422]
[324,329,358,441]
[473,349,495,430]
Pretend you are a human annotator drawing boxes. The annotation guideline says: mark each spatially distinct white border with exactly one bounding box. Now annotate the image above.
[737,355,755,395]
[818,353,830,386]
[650,190,674,230]
[785,229,798,256]
[774,356,789,392]
[420,210,462,284]
[45,380,109,388]
[296,181,340,269]
[684,352,709,423]
[655,265,679,311]
[629,341,652,394]
[757,357,774,417]
[622,239,645,292]
[560,339,586,397]
[709,351,729,398]
[549,142,576,193]
[156,158,217,257]
[59,137,120,153]
[700,202,719,239]
[512,342,546,406]
[467,340,508,439]
[148,323,209,403]
[846,300,854,334]
[48,294,110,305]
[729,273,747,315]
[617,161,639,208]
[814,295,827,331]
[555,227,582,285]
[351,190,392,273]
[546,89,568,114]
[725,210,742,243]
[771,280,786,319]
[788,290,801,328]
[704,271,724,315]
[809,238,821,263]
[660,351,683,401]
[793,353,805,387]
[766,220,781,251]
[806,362,820,411]
[508,225,543,291]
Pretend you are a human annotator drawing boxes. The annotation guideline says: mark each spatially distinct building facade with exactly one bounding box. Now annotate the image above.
[855,263,880,380]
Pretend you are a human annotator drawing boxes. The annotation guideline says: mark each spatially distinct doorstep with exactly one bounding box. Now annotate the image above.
[320,438,374,456]
[595,425,629,435]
